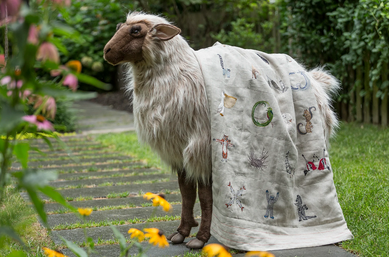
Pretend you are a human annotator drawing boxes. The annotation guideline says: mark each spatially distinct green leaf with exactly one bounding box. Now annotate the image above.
[29,146,47,157]
[26,189,47,226]
[61,237,88,257]
[0,226,26,248]
[49,37,68,56]
[75,73,111,90]
[87,236,95,250]
[40,85,97,100]
[22,170,58,188]
[38,186,77,212]
[0,103,25,134]
[13,143,30,169]
[52,21,83,43]
[110,225,127,251]
[41,136,53,150]
[6,250,27,257]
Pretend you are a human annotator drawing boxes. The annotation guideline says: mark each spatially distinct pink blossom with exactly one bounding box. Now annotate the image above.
[37,42,60,63]
[38,0,71,7]
[1,76,11,85]
[34,96,57,119]
[1,76,23,89]
[0,54,5,67]
[0,0,21,20]
[50,65,67,77]
[23,115,54,131]
[28,25,39,45]
[63,74,78,91]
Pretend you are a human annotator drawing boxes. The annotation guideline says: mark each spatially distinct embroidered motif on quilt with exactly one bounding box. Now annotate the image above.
[217,91,237,116]
[226,182,246,211]
[247,148,268,170]
[295,195,317,221]
[302,149,331,176]
[256,53,270,64]
[252,66,260,79]
[264,190,279,219]
[297,106,316,135]
[217,54,231,78]
[318,149,331,171]
[252,101,273,127]
[266,76,288,93]
[213,134,234,162]
[285,151,295,177]
[289,71,311,91]
[282,113,293,126]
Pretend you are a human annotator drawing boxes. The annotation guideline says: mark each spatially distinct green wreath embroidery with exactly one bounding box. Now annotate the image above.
[252,101,273,127]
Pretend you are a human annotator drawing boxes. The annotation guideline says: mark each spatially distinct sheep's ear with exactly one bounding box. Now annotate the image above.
[152,24,181,41]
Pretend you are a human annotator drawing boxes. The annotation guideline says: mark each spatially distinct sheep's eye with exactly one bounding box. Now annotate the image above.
[116,23,123,31]
[130,25,142,35]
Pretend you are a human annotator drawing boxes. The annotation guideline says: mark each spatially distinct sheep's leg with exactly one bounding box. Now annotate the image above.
[186,180,212,249]
[167,169,198,244]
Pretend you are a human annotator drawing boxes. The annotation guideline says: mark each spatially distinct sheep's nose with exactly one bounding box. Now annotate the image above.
[105,48,111,54]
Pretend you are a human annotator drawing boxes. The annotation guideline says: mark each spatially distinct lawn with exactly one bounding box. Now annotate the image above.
[1,123,387,257]
[97,122,389,257]
[329,123,389,256]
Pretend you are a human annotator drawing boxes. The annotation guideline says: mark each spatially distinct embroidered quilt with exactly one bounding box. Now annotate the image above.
[194,42,353,251]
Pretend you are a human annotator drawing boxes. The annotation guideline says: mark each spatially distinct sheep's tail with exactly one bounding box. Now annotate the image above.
[308,67,340,145]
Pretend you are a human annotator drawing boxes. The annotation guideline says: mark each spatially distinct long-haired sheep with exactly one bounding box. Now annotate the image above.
[103,11,339,249]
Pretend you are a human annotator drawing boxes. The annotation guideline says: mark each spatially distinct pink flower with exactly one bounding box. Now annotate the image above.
[1,76,11,85]
[28,25,39,45]
[0,54,5,68]
[1,76,23,89]
[37,42,59,63]
[23,115,54,131]
[38,0,71,7]
[34,96,56,119]
[50,65,67,77]
[63,74,78,91]
[0,0,21,20]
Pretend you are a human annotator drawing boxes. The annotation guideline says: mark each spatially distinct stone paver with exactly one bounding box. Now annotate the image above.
[23,101,356,257]
[44,194,182,213]
[57,167,154,180]
[47,204,198,228]
[50,173,172,188]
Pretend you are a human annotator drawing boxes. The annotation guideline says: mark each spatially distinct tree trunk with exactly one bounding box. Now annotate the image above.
[356,66,363,122]
[372,79,379,124]
[381,62,388,127]
[348,66,355,122]
[363,52,371,124]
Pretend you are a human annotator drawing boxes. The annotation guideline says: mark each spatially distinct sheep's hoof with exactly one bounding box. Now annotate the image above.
[185,238,205,249]
[167,232,185,244]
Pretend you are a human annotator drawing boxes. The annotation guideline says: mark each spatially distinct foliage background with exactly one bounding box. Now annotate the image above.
[60,0,389,126]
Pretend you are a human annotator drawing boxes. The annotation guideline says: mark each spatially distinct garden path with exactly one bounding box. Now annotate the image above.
[16,101,355,257]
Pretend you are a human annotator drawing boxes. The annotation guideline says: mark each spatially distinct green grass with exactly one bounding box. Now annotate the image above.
[52,215,182,230]
[95,132,169,172]
[330,123,389,256]
[0,187,54,256]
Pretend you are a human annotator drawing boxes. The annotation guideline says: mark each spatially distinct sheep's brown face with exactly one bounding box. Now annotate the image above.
[103,22,149,65]
[104,21,181,66]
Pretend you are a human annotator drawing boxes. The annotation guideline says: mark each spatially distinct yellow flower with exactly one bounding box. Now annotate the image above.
[78,208,93,216]
[143,192,172,212]
[42,247,67,257]
[245,252,275,257]
[128,228,145,242]
[202,244,232,257]
[143,228,169,248]
[66,60,82,73]
[143,192,157,200]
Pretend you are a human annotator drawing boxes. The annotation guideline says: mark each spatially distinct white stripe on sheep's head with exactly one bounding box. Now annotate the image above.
[103,18,181,65]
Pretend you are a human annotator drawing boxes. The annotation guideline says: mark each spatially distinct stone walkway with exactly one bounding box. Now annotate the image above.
[16,101,355,257]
